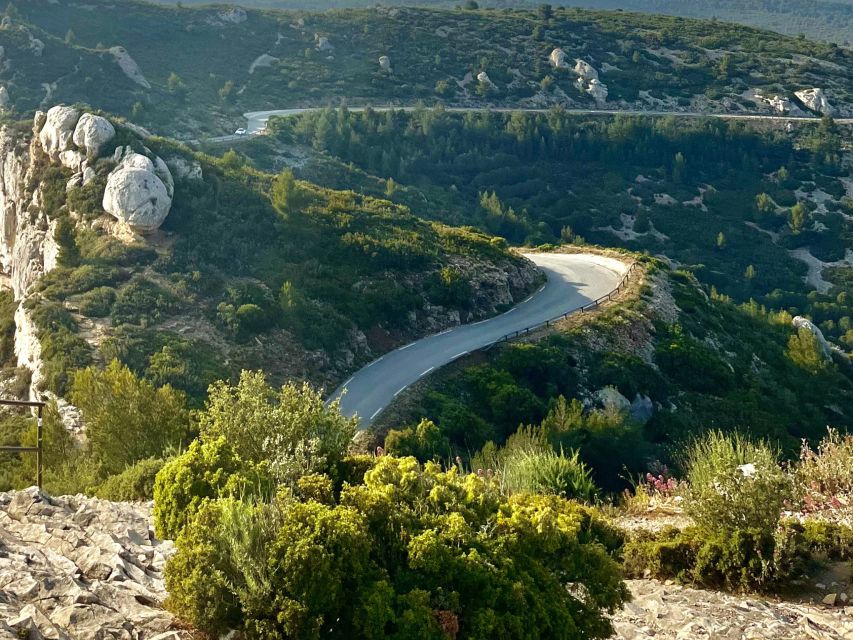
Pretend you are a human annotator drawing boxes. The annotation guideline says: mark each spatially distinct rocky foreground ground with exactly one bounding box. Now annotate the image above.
[0,489,851,639]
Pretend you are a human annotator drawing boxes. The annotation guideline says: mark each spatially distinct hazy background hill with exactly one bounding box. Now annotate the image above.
[154,0,853,44]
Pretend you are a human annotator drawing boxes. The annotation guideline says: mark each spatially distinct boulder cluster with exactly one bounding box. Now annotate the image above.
[795,88,833,115]
[34,105,174,232]
[0,488,187,639]
[548,50,608,103]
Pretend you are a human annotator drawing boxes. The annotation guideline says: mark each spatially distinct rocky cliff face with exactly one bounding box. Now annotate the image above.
[0,106,175,405]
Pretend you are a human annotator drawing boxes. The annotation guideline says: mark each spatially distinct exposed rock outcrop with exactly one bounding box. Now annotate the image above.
[108,46,151,89]
[549,48,569,69]
[315,34,334,52]
[755,91,792,114]
[0,85,9,109]
[0,488,190,640]
[249,53,279,74]
[38,106,81,163]
[793,315,833,358]
[379,55,392,74]
[477,71,494,86]
[166,156,203,182]
[72,113,116,159]
[611,579,853,640]
[103,152,173,232]
[796,88,833,115]
[574,60,608,103]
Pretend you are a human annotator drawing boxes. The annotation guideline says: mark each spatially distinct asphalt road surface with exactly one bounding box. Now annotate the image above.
[332,252,629,429]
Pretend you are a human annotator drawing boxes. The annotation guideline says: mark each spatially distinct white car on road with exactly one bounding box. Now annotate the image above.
[234,127,247,136]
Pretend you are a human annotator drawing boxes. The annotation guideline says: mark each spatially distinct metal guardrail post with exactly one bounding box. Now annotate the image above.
[0,398,47,489]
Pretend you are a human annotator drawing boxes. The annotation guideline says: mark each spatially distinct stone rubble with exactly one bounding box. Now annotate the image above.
[610,579,853,640]
[0,488,190,640]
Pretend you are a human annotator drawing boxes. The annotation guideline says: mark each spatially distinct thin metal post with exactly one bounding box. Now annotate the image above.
[36,405,43,489]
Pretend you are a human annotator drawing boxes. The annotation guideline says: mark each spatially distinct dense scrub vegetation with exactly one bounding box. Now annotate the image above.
[384,266,853,491]
[273,108,853,348]
[4,1,853,136]
[154,0,853,45]
[23,125,529,404]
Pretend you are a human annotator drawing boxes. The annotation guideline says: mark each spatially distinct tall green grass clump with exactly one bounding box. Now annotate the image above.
[503,447,598,502]
[684,430,791,535]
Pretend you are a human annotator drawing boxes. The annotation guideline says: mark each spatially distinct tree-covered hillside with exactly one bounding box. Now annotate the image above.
[2,1,852,137]
[152,0,853,45]
[0,111,535,407]
[262,108,853,350]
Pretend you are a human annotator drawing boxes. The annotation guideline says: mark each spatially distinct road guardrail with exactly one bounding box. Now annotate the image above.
[482,260,638,351]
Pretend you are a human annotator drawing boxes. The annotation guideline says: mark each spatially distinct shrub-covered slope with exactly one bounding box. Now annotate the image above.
[266,108,853,352]
[2,1,853,136]
[0,108,536,407]
[388,264,853,489]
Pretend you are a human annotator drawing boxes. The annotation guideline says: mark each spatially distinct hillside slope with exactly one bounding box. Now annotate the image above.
[0,106,536,413]
[1,2,852,136]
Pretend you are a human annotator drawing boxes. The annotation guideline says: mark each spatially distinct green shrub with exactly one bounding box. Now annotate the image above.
[796,427,853,507]
[198,371,356,487]
[384,418,451,461]
[164,501,242,634]
[165,456,629,639]
[683,431,792,536]
[153,436,272,540]
[623,525,802,591]
[78,286,117,317]
[502,447,599,502]
[71,360,190,478]
[95,457,165,501]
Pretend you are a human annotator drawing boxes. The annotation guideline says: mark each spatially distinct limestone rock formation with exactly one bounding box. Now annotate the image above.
[379,55,392,73]
[793,315,832,358]
[574,60,607,103]
[574,59,599,81]
[38,106,80,163]
[611,579,853,639]
[315,34,334,52]
[72,113,116,159]
[166,156,203,182]
[103,152,173,232]
[549,48,568,69]
[0,488,190,640]
[109,46,151,89]
[477,71,494,86]
[0,85,9,108]
[249,53,279,74]
[796,88,833,115]
[586,78,608,102]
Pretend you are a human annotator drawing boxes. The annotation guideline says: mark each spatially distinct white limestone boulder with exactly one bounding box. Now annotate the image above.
[792,316,832,358]
[103,152,172,232]
[574,59,599,81]
[549,48,568,69]
[249,53,279,74]
[59,149,84,172]
[379,55,392,74]
[587,78,608,103]
[108,47,151,89]
[795,88,833,115]
[167,157,203,182]
[72,113,115,159]
[0,86,9,108]
[315,35,334,52]
[38,106,81,163]
[477,71,494,86]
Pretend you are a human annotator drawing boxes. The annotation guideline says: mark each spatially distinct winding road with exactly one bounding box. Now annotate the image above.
[332,253,628,429]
